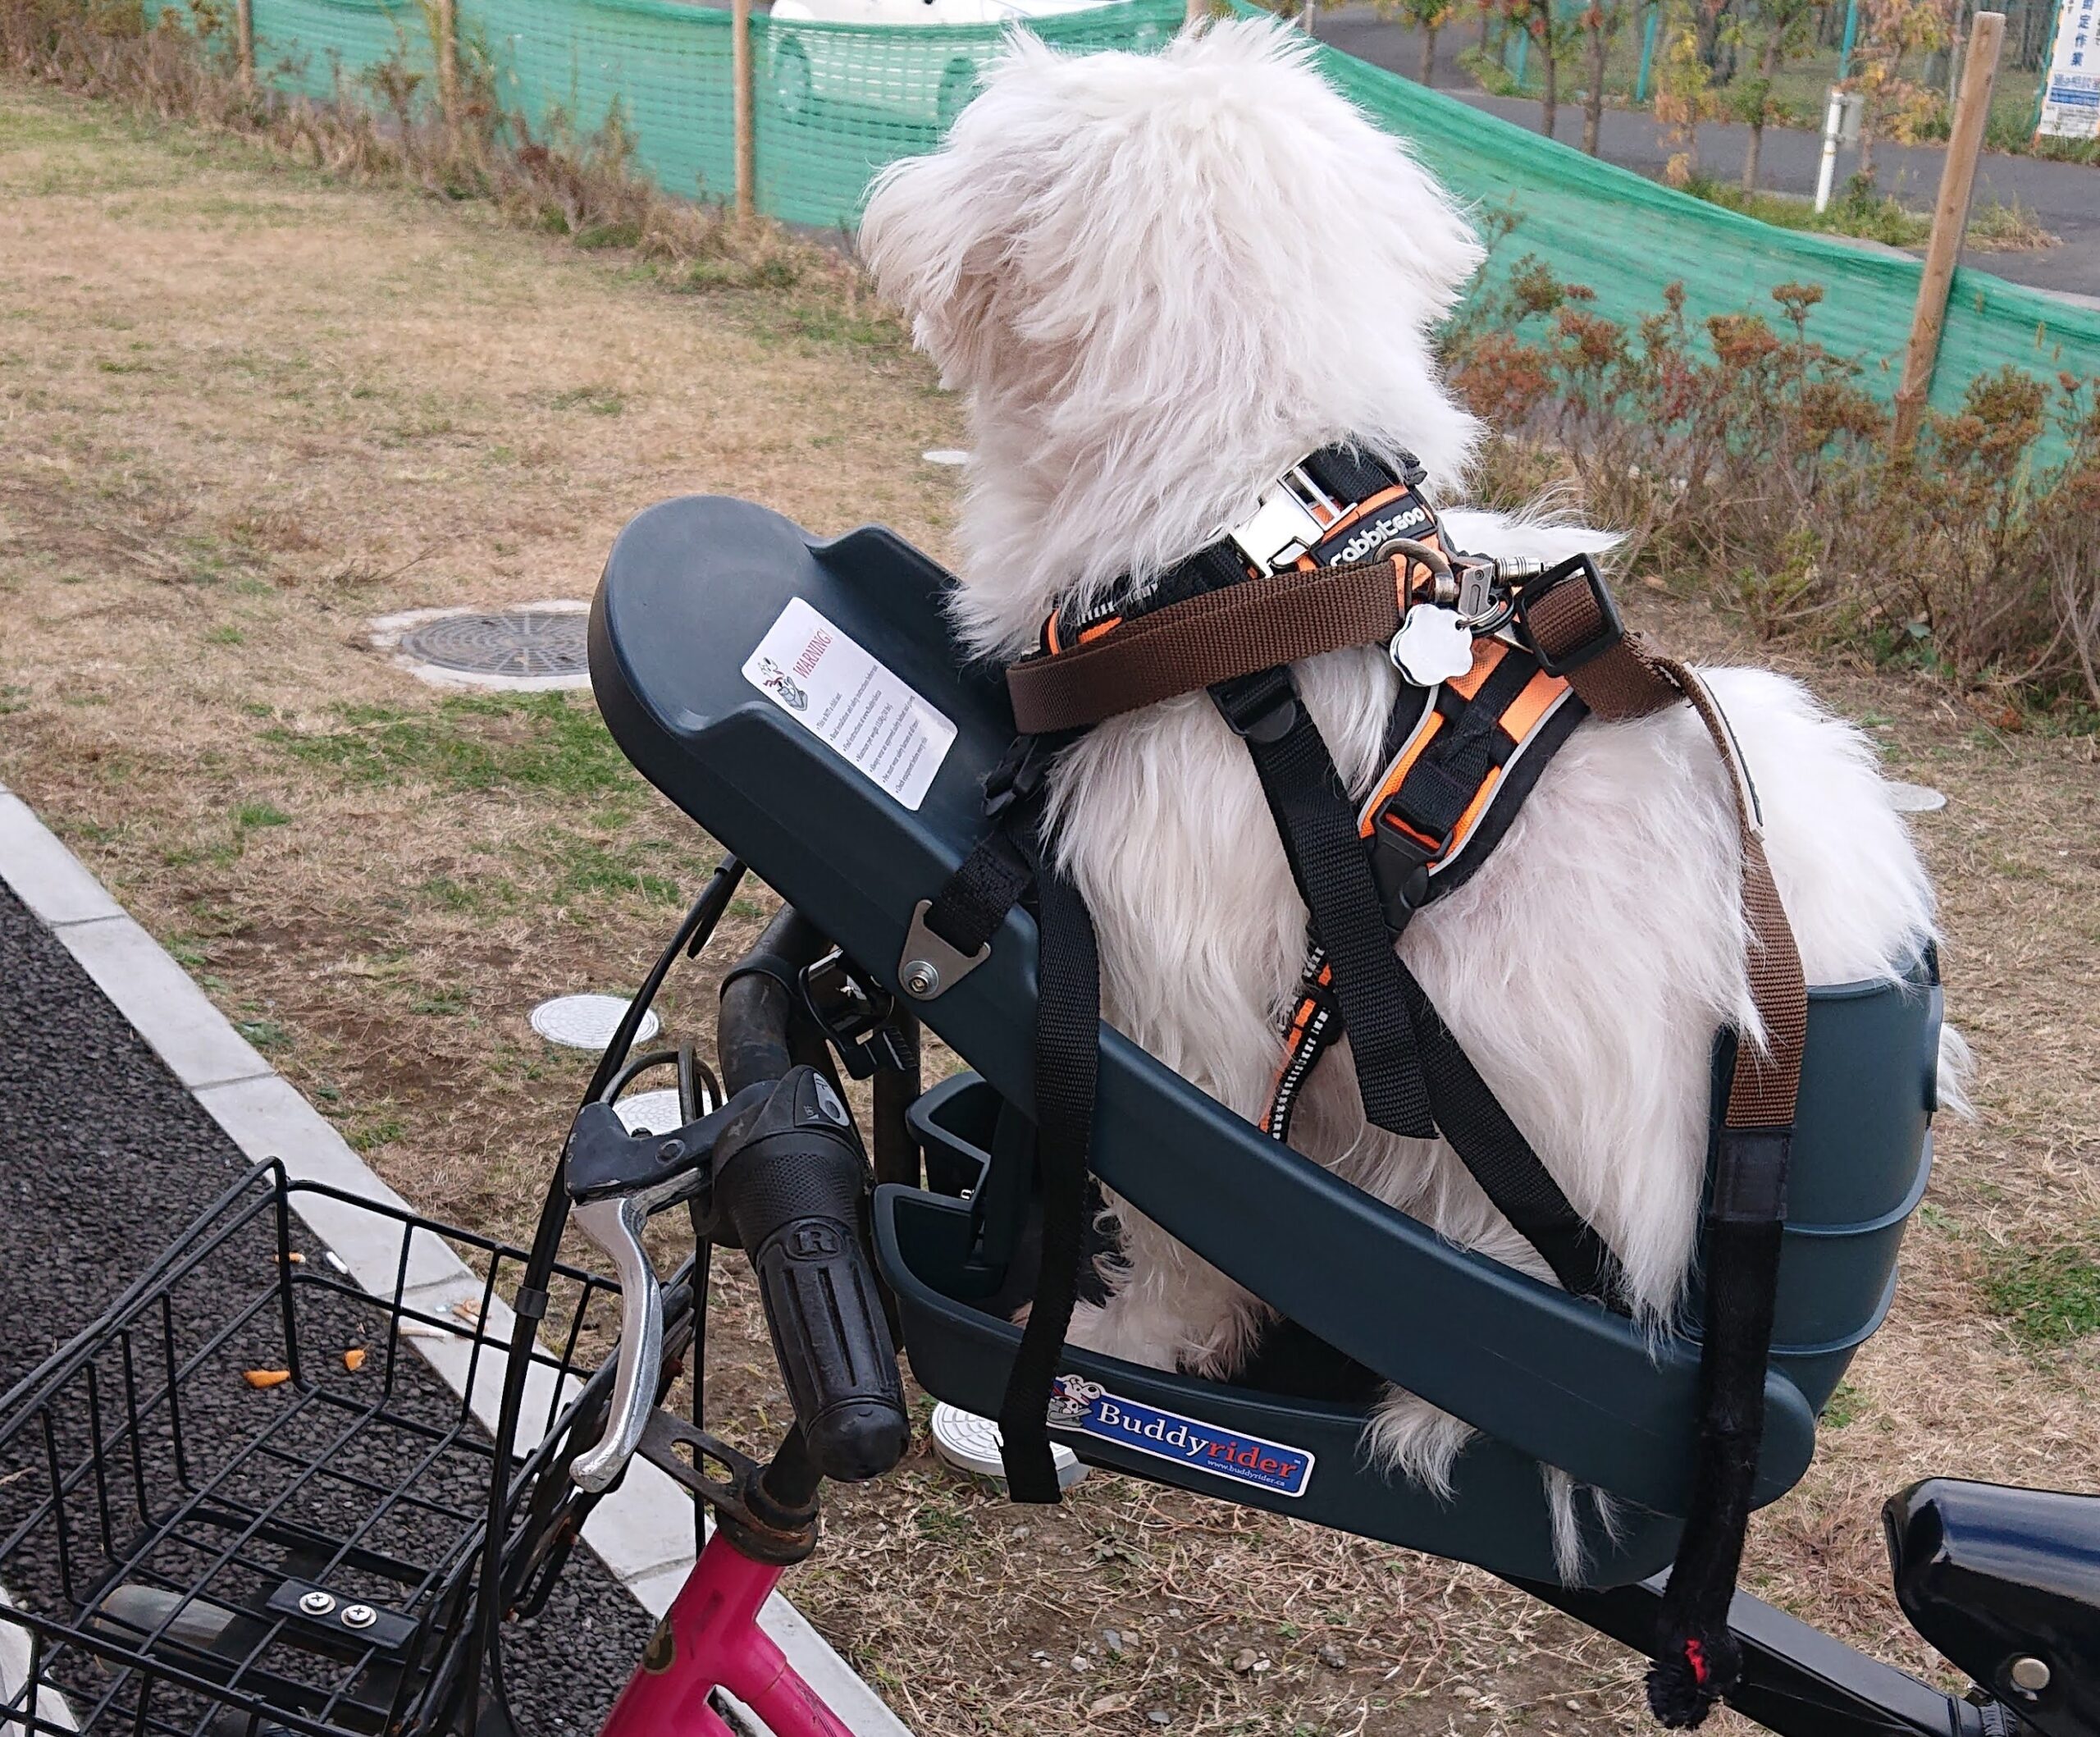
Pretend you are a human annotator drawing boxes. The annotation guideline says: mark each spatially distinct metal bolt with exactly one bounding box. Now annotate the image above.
[341,1604,377,1630]
[657,1138,686,1165]
[2009,1657,2051,1694]
[902,960,939,999]
[299,1590,336,1616]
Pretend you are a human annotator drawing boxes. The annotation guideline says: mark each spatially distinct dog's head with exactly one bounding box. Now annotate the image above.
[861,20,1486,650]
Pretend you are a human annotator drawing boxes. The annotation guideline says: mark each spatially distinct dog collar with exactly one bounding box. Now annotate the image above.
[1039,445,1460,658]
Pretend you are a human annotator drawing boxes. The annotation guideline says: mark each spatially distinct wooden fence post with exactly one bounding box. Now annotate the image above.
[733,0,756,219]
[1892,10,2004,452]
[433,0,461,142]
[235,0,254,89]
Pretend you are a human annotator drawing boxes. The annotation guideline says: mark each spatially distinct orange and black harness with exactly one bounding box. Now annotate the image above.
[915,443,1806,1730]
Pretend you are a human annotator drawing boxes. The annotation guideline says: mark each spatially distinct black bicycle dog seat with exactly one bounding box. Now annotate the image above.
[591,495,1944,1588]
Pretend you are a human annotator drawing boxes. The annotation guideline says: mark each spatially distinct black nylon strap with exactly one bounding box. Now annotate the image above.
[1390,650,1539,839]
[1394,963,1625,1302]
[994,831,1100,1502]
[1646,1125,1792,1726]
[922,828,1033,957]
[922,736,1053,957]
[1226,683,1438,1143]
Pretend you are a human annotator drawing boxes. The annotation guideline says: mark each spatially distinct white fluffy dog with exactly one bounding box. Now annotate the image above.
[861,21,1948,1568]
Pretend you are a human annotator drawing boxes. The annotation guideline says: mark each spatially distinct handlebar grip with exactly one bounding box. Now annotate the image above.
[713,1067,910,1483]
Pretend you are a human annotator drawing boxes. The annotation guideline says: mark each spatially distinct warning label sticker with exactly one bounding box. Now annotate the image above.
[742,597,957,812]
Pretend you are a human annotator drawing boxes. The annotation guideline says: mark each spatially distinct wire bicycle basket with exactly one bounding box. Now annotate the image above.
[0,1161,624,1737]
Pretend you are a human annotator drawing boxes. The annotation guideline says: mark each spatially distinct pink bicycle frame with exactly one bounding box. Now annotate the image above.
[598,1527,856,1737]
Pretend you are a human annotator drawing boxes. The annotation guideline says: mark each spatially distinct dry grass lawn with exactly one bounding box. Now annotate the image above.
[3,75,2098,1737]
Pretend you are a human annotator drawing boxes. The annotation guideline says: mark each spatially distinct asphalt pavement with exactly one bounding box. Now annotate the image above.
[1313,7,2100,301]
[0,880,653,1735]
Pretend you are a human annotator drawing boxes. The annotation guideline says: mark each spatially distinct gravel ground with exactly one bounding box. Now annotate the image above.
[0,880,657,1736]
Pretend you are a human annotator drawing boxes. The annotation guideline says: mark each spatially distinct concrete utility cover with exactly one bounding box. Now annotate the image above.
[531,994,660,1051]
[1888,781,1948,814]
[614,1088,685,1135]
[929,1401,1085,1489]
[370,601,591,691]
[922,449,970,467]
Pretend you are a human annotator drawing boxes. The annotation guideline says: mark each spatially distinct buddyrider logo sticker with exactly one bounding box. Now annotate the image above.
[1045,1374,1316,1498]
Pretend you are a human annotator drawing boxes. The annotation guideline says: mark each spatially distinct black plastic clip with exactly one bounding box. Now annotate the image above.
[1212,668,1299,745]
[801,948,910,1080]
[1365,807,1436,935]
[1513,554,1625,677]
[983,733,1057,822]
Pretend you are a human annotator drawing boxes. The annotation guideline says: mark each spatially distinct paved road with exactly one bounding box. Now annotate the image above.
[0,880,651,1735]
[1314,7,2100,300]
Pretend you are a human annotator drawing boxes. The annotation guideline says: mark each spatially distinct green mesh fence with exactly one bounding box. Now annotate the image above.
[148,0,2098,418]
[1285,16,2100,422]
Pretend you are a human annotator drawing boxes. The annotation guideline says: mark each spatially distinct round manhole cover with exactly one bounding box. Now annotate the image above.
[1888,781,1947,814]
[929,1403,1085,1489]
[530,994,660,1051]
[614,1088,684,1135]
[397,610,589,679]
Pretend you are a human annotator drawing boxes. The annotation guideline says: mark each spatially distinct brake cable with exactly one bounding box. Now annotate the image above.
[464,854,747,1736]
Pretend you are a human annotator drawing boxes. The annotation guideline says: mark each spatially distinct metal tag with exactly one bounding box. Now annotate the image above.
[1389,606,1476,688]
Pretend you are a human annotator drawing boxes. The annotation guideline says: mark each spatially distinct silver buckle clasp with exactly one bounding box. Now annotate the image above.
[1226,464,1344,574]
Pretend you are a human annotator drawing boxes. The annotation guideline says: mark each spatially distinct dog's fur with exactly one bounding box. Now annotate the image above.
[862,20,1956,1575]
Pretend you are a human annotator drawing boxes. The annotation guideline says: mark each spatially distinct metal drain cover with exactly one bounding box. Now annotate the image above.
[397,610,588,679]
[614,1088,684,1135]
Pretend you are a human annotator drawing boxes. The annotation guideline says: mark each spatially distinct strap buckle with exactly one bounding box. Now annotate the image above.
[1212,668,1299,745]
[1512,555,1624,677]
[800,948,909,1079]
[1365,807,1436,933]
[983,734,1054,822]
[1226,465,1342,574]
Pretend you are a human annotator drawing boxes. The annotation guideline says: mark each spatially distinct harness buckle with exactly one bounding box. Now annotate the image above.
[1512,555,1624,676]
[1364,807,1436,932]
[982,734,1055,822]
[1226,467,1339,574]
[1212,668,1299,745]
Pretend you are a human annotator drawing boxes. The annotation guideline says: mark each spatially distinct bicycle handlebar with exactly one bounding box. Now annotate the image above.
[711,1068,911,1481]
[568,904,907,1494]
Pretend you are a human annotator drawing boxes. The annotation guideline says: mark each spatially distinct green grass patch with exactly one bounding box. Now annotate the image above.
[550,385,627,416]
[235,801,290,829]
[1680,171,1929,249]
[544,835,682,907]
[1979,1241,2100,1351]
[1819,1380,1862,1428]
[265,693,639,800]
[236,1017,291,1052]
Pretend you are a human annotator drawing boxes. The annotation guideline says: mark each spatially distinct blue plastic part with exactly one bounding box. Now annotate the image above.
[590,496,1942,1587]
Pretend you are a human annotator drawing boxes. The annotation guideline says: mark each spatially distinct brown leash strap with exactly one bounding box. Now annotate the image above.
[1007,555,1413,736]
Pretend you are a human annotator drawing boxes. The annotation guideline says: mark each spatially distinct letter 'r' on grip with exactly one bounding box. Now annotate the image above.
[712,1067,911,1482]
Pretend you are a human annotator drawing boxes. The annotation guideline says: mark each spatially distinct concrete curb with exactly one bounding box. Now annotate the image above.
[0,782,911,1737]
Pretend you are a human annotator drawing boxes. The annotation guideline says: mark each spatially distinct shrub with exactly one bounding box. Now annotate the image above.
[1445,259,2100,715]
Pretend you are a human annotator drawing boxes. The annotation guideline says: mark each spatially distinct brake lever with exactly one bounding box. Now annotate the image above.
[564,1086,768,1492]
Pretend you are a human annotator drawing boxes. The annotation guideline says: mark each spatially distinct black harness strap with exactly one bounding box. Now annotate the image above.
[990,831,1100,1502]
[1214,670,1438,1144]
[919,740,1102,1502]
[1395,962,1625,1302]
